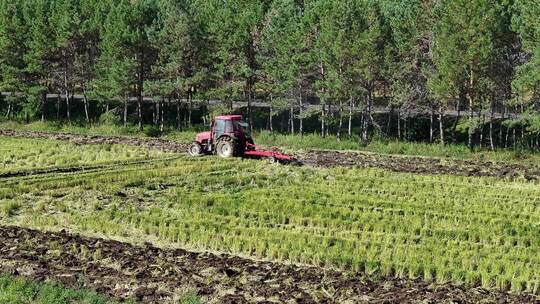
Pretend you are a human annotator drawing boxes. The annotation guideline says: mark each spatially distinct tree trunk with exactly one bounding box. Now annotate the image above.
[188,92,193,127]
[479,113,485,149]
[160,99,164,133]
[521,104,525,143]
[56,95,61,119]
[348,97,354,137]
[291,106,295,134]
[5,101,11,119]
[362,89,373,142]
[320,61,326,138]
[439,109,445,145]
[337,99,343,140]
[321,103,326,138]
[489,101,495,151]
[152,103,156,125]
[452,99,461,144]
[430,107,434,143]
[137,56,144,131]
[269,94,273,133]
[64,55,71,123]
[397,110,401,140]
[505,126,509,148]
[513,128,516,149]
[247,83,253,134]
[299,86,304,138]
[176,97,181,130]
[326,102,331,137]
[41,91,47,122]
[155,101,160,126]
[499,107,505,147]
[269,105,273,133]
[65,92,71,122]
[123,96,128,127]
[82,89,90,124]
[386,105,393,136]
[467,66,474,150]
[404,116,408,140]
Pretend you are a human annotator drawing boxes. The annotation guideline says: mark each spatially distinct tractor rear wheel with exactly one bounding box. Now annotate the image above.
[216,137,239,158]
[188,142,203,157]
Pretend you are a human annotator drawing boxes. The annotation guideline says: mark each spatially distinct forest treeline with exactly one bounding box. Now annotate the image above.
[1,0,540,149]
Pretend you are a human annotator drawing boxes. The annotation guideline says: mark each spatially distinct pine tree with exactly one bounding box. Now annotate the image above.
[147,0,211,129]
[513,0,540,108]
[0,0,28,119]
[204,0,270,133]
[430,0,502,149]
[258,0,305,135]
[22,0,57,121]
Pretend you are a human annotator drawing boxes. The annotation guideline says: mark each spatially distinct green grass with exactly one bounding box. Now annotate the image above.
[0,136,172,174]
[1,137,540,295]
[0,275,115,304]
[3,120,540,165]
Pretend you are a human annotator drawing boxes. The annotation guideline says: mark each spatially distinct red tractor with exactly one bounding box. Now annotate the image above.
[188,115,299,164]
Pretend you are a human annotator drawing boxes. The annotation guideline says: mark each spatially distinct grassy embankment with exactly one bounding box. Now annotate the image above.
[2,120,540,164]
[1,137,539,295]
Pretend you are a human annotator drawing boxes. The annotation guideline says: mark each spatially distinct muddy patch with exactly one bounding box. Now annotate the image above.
[0,226,535,303]
[300,150,540,180]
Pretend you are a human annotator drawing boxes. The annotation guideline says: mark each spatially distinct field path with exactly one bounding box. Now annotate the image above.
[3,129,540,180]
[0,226,535,304]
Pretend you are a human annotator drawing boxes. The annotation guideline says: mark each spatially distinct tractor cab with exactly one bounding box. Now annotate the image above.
[211,115,251,142]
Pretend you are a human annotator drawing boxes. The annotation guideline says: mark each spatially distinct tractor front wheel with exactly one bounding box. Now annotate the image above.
[216,137,238,158]
[188,142,203,157]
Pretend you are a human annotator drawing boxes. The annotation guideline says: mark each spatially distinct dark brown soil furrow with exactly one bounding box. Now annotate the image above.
[300,150,540,180]
[0,226,536,304]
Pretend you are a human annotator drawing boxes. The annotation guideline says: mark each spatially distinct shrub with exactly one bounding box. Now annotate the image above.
[144,125,162,138]
[98,111,120,125]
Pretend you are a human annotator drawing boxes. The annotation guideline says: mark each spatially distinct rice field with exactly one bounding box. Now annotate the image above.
[0,136,172,175]
[1,137,540,296]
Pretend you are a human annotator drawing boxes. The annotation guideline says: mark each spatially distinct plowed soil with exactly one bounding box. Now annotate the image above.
[300,150,540,180]
[3,129,540,180]
[0,226,535,304]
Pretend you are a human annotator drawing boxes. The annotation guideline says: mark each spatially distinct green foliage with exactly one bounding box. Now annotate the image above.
[98,111,120,125]
[512,0,540,103]
[0,275,116,304]
[143,125,162,138]
[1,0,540,146]
[180,294,200,304]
